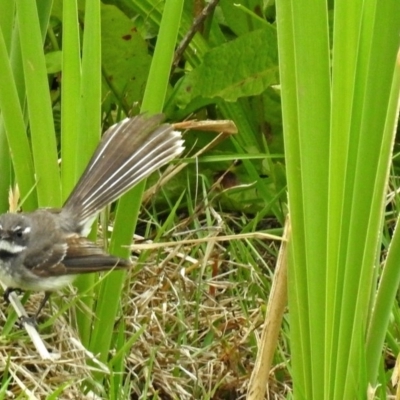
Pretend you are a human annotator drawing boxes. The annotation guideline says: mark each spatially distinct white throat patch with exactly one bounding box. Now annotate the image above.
[0,240,26,254]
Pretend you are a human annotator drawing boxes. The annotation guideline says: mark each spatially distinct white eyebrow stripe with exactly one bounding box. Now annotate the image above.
[12,225,31,234]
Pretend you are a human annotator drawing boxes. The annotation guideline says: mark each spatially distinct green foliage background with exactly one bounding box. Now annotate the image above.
[0,0,399,398]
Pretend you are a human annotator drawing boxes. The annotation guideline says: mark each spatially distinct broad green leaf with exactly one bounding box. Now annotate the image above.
[175,26,278,107]
[220,0,267,36]
[101,4,151,110]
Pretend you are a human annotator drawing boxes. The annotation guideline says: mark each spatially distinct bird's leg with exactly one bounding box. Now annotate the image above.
[3,287,23,303]
[18,291,52,327]
[34,291,51,320]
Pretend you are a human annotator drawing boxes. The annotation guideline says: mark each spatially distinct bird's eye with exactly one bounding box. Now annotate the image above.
[15,229,23,238]
[12,225,30,239]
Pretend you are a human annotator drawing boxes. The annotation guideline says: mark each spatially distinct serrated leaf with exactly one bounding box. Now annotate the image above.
[175,26,278,107]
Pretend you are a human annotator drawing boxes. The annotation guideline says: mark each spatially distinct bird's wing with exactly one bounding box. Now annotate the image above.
[26,234,131,277]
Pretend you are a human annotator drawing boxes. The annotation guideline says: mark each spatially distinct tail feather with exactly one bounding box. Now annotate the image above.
[61,114,184,234]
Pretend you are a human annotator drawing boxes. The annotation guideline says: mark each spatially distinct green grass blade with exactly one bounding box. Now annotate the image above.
[72,0,102,345]
[16,0,61,207]
[325,1,364,396]
[0,2,13,213]
[334,1,400,397]
[275,0,309,395]
[60,0,81,199]
[89,0,185,364]
[278,0,331,397]
[77,0,101,168]
[0,2,14,213]
[366,49,400,385]
[0,24,36,211]
[141,0,185,112]
[276,0,400,397]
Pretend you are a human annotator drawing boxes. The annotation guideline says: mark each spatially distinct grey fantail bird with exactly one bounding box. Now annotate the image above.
[0,114,184,320]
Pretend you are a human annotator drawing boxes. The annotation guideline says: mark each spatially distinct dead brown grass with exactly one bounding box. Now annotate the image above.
[0,215,290,400]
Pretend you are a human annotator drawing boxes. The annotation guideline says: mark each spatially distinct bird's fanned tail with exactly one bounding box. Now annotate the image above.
[61,114,184,234]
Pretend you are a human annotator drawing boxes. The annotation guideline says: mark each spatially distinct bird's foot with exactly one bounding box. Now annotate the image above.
[3,287,23,303]
[17,315,38,329]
